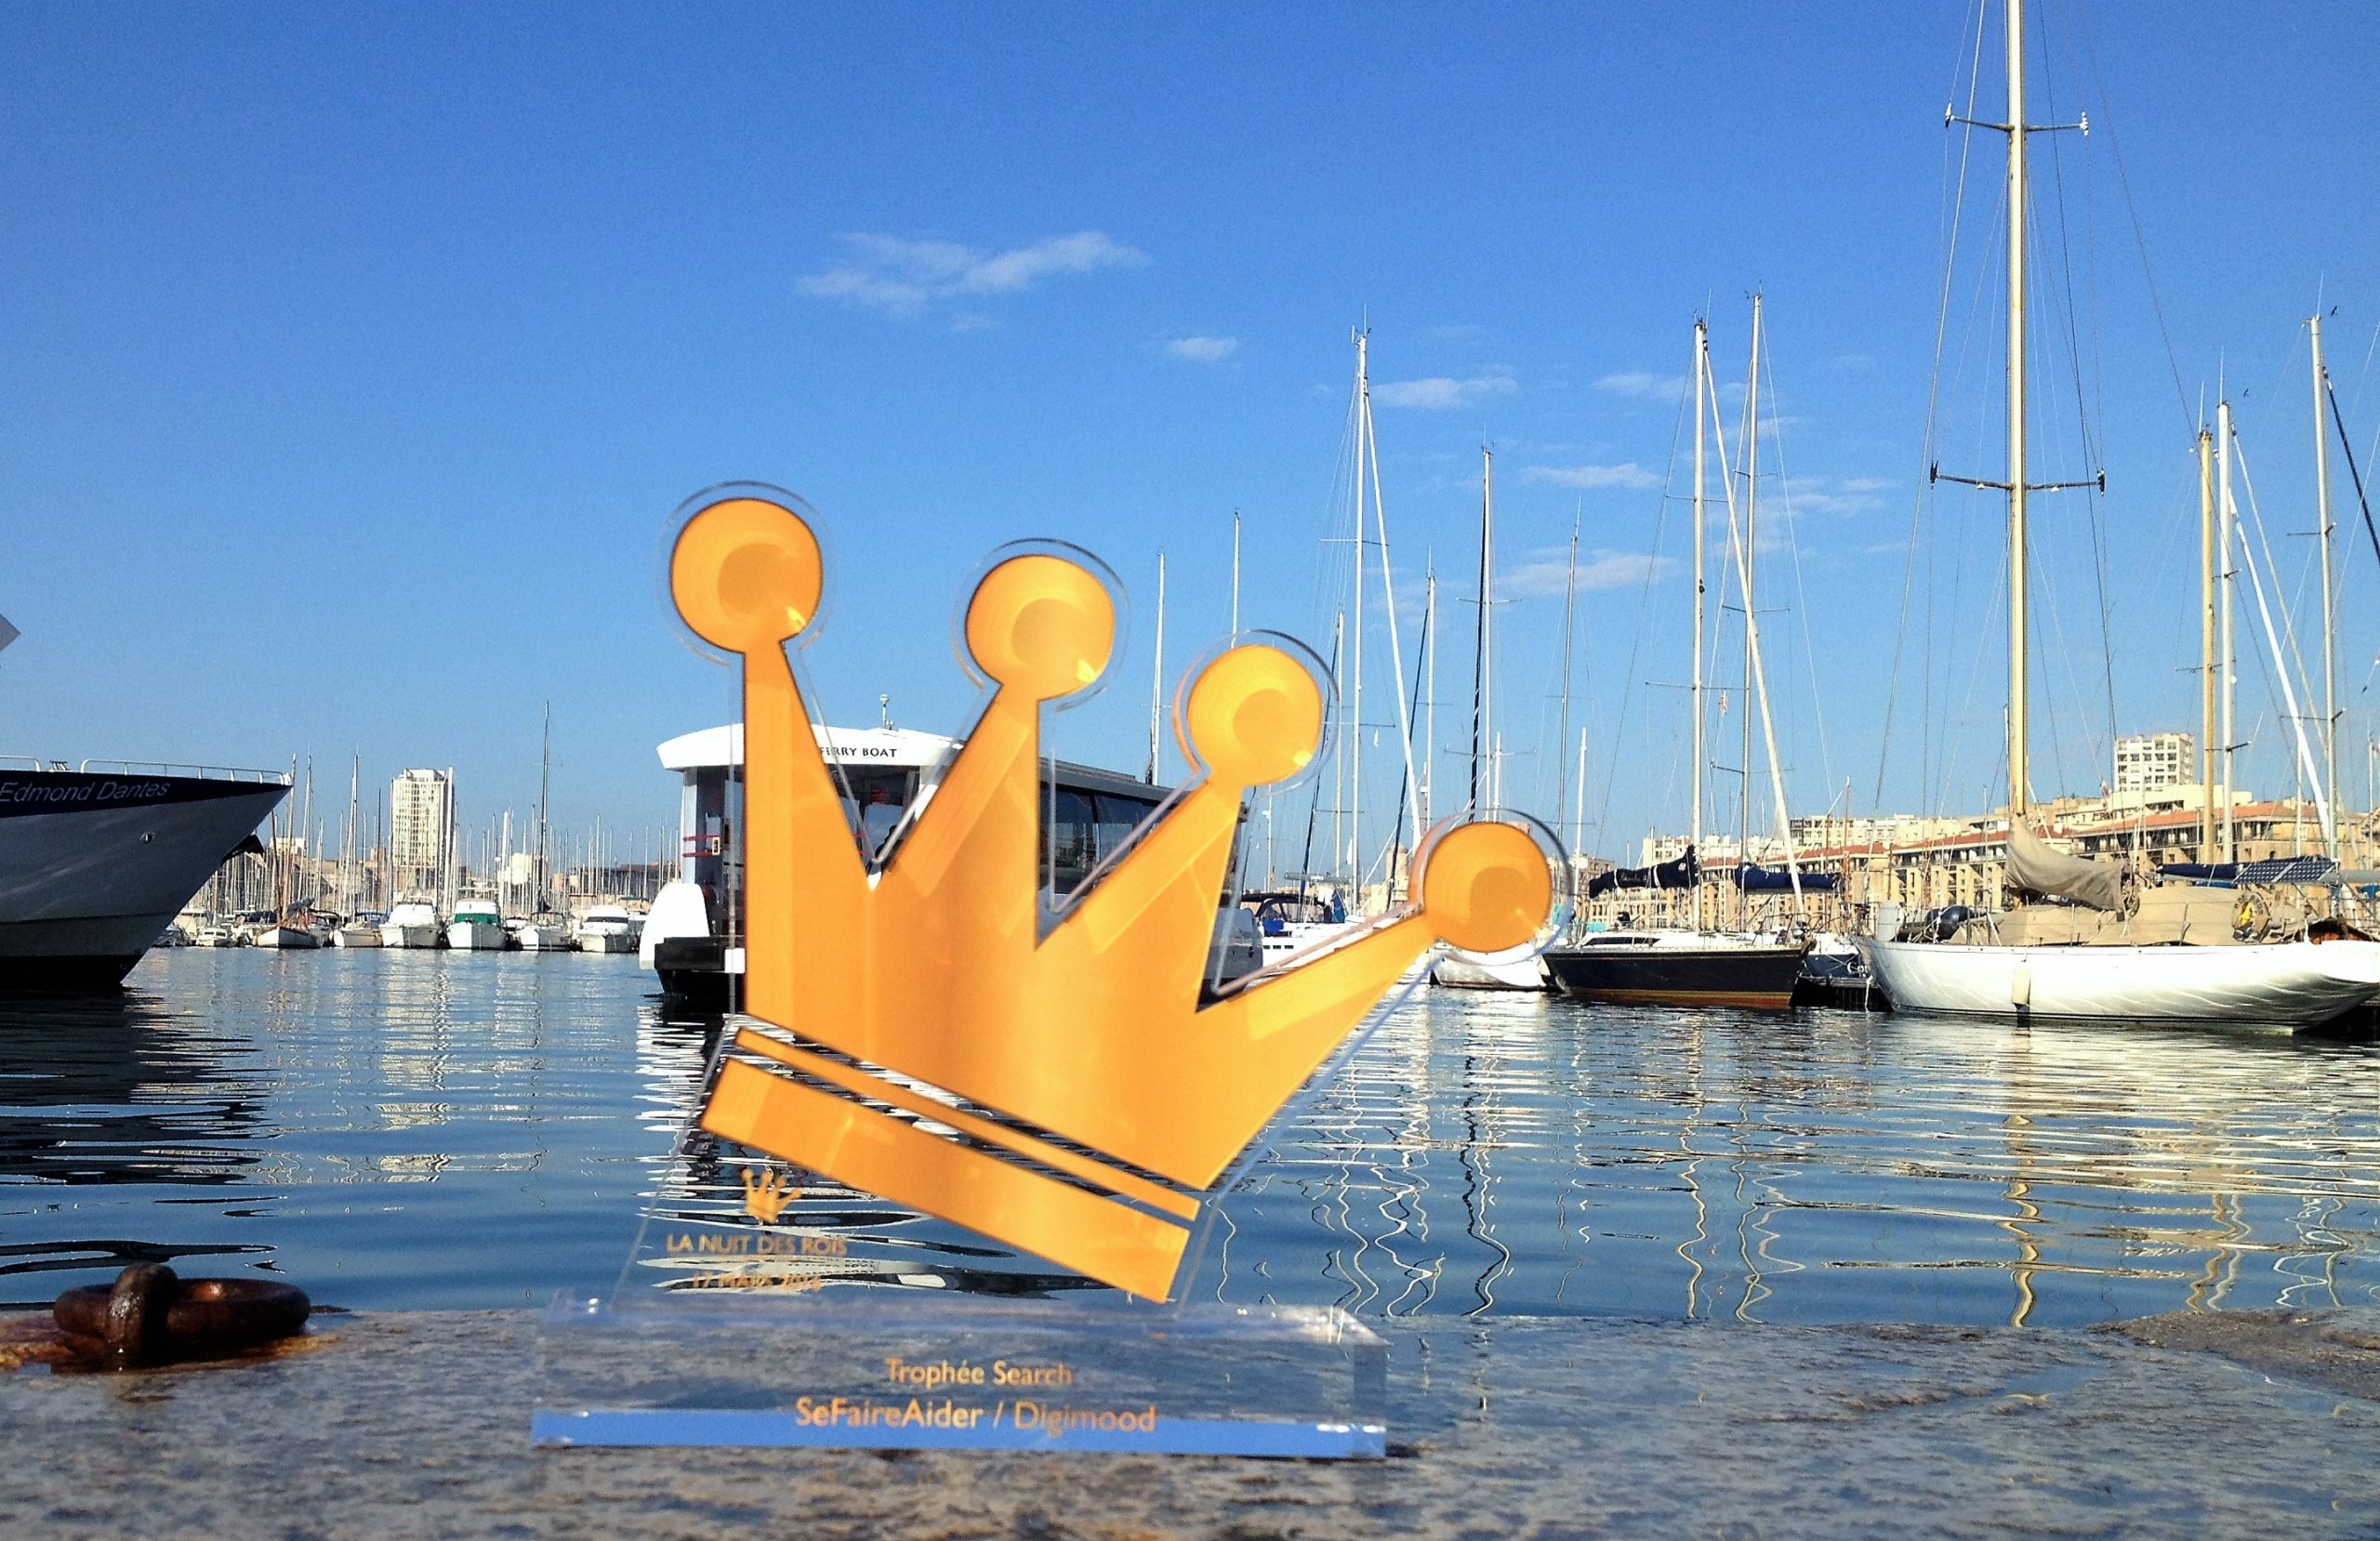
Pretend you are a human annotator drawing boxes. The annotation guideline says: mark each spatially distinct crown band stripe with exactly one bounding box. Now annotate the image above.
[726,1027,1202,1222]
[701,1057,1190,1300]
[731,1021,1196,1199]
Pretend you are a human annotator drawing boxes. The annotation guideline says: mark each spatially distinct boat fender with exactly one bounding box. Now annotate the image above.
[2010,963,2031,1008]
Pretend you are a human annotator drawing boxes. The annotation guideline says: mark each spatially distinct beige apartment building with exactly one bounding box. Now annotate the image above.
[1575,781,2373,930]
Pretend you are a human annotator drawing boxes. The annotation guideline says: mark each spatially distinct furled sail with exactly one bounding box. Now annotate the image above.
[1734,863,1838,893]
[2006,822,2122,911]
[1584,846,1699,899]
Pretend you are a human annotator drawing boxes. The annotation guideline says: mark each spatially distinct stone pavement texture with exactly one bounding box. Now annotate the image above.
[3,1308,2375,1539]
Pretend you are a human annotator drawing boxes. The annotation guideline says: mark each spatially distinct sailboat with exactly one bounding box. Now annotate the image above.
[1857,0,2380,1029]
[517,705,576,951]
[1435,451,1548,992]
[1544,314,1807,1010]
[1256,327,1428,972]
[334,754,384,946]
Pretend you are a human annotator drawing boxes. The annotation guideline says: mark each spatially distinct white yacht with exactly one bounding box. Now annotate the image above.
[447,897,509,951]
[381,900,443,948]
[575,904,641,954]
[0,754,290,989]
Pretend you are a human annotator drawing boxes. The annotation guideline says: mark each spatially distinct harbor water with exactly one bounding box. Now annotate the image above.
[4,947,2376,1327]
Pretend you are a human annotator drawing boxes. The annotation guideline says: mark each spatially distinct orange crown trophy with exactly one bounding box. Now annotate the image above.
[673,493,1554,1301]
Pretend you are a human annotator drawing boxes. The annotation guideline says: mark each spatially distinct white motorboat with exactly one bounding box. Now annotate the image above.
[575,904,641,955]
[447,898,509,951]
[381,901,443,949]
[192,925,237,948]
[335,919,385,948]
[0,749,290,988]
[1860,934,2380,1029]
[1433,955,1547,991]
[517,914,576,952]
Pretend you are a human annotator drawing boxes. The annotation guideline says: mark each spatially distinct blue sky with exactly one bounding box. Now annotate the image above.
[4,3,2376,868]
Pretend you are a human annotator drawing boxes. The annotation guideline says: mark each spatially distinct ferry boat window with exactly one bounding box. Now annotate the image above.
[1091,793,1152,862]
[1049,788,1097,895]
[840,768,919,854]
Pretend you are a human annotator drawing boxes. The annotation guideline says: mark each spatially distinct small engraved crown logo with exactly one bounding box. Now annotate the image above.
[738,1166,798,1226]
[673,493,1553,1299]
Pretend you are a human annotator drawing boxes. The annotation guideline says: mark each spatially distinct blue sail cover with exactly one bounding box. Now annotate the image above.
[1584,846,1699,899]
[1733,863,1838,892]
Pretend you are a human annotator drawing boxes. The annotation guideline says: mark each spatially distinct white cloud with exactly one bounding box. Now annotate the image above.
[1374,372,1518,410]
[800,230,1147,319]
[1522,462,1659,491]
[1504,548,1677,597]
[1165,335,1238,363]
[1594,371,1686,400]
[1777,475,1894,517]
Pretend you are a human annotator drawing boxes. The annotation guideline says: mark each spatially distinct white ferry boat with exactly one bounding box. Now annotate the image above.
[641,722,1259,1007]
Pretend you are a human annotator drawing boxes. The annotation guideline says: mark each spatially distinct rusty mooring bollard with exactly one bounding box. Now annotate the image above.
[53,1264,311,1368]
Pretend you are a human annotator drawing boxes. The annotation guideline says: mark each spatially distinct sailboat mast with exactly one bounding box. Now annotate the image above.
[1740,295,1763,902]
[1362,340,1424,863]
[1350,330,1368,884]
[1147,550,1167,784]
[536,702,553,912]
[2217,399,2237,862]
[1468,448,1493,810]
[2198,427,2217,863]
[1424,561,1436,825]
[1573,729,1588,865]
[344,754,360,915]
[1230,510,1241,637]
[2005,0,2031,821]
[1691,321,1708,932]
[1553,511,1580,852]
[2311,313,2338,859]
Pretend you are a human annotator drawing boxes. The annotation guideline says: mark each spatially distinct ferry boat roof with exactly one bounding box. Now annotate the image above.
[655,724,1174,808]
[656,724,957,773]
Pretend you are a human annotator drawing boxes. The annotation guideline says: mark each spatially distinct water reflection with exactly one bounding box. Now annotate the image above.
[2,950,2374,1323]
[1197,994,2380,1326]
[0,988,271,1297]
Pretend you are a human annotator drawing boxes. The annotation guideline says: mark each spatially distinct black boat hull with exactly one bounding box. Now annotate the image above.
[1544,942,1807,1010]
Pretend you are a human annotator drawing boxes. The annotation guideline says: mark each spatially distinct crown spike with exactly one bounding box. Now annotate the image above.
[670,496,866,1025]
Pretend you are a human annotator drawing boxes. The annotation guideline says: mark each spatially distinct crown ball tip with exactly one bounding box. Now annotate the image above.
[1182,642,1326,789]
[967,554,1116,699]
[672,496,826,651]
[1418,820,1554,955]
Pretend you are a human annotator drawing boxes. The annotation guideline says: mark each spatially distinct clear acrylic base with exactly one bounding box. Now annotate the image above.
[533,1290,1387,1458]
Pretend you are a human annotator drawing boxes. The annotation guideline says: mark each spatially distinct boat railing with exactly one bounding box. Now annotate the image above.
[73,759,292,784]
